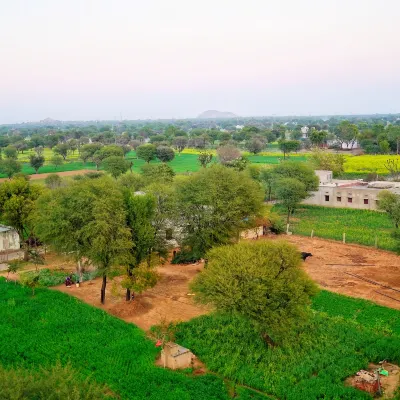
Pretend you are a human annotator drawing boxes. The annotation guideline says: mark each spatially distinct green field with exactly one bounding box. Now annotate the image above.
[2,278,400,399]
[273,204,398,251]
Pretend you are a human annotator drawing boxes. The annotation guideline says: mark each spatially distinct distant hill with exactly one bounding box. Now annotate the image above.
[197,110,237,119]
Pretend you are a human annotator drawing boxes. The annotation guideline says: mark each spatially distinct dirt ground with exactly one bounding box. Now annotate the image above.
[346,362,400,399]
[54,261,210,330]
[0,169,95,183]
[265,235,400,310]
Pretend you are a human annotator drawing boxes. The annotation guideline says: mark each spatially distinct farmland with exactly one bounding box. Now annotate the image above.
[273,204,398,251]
[3,277,400,399]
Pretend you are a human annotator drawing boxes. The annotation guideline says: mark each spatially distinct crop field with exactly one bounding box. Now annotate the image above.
[177,290,400,400]
[0,278,234,400]
[273,205,398,251]
[343,155,398,176]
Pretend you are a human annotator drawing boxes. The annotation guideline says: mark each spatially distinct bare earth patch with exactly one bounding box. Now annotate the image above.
[264,235,400,310]
[53,261,210,330]
[0,169,95,183]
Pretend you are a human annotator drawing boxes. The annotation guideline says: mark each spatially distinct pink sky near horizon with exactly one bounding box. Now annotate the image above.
[1,0,399,123]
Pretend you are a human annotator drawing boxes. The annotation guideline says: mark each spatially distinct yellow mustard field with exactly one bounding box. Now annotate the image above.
[343,154,400,174]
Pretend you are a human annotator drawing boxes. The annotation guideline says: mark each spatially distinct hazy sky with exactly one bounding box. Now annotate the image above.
[1,0,399,123]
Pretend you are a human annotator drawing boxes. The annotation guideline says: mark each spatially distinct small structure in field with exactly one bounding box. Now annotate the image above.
[0,225,20,252]
[160,342,195,370]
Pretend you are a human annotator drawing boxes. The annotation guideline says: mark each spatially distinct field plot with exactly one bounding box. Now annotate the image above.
[266,235,400,310]
[273,205,397,251]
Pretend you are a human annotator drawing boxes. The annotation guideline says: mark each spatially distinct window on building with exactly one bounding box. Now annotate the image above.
[364,198,369,205]
[337,196,341,202]
[165,228,173,240]
[348,197,353,203]
[325,195,330,201]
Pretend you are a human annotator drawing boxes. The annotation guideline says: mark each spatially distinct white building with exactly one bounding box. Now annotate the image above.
[303,170,400,211]
[0,225,20,252]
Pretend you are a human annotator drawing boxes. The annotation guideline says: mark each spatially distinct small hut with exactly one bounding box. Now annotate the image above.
[160,342,195,370]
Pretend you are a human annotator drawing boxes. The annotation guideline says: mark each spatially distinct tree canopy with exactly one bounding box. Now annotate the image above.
[191,240,318,345]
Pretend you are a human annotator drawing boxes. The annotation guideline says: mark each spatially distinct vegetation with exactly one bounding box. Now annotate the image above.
[0,279,231,400]
[191,241,318,345]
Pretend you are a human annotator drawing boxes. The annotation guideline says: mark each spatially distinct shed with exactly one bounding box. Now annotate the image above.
[0,225,20,252]
[160,342,195,370]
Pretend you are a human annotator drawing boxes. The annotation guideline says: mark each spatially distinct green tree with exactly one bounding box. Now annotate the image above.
[175,165,264,257]
[275,178,307,224]
[278,140,301,159]
[35,177,132,304]
[172,136,188,154]
[102,156,130,179]
[388,126,400,155]
[50,155,64,170]
[156,146,175,163]
[80,143,103,163]
[136,144,157,163]
[308,148,345,177]
[53,143,69,160]
[141,163,175,184]
[29,154,45,174]
[3,145,18,159]
[309,129,327,147]
[198,151,213,168]
[191,241,318,345]
[246,138,264,154]
[0,159,21,179]
[123,192,157,301]
[377,190,400,228]
[335,121,359,149]
[272,161,319,192]
[44,174,63,189]
[0,177,42,260]
[379,139,390,154]
[96,144,124,159]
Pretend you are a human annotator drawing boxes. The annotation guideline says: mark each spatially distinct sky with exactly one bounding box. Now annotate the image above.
[0,0,399,123]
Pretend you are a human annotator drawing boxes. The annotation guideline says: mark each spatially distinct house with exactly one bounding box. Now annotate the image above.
[303,170,400,210]
[0,225,20,252]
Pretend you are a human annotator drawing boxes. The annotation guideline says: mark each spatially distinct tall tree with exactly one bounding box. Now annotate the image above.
[191,241,318,346]
[53,144,69,160]
[278,140,301,159]
[275,178,307,224]
[172,136,188,154]
[136,144,157,164]
[0,177,42,259]
[0,159,21,179]
[198,151,213,168]
[175,165,264,257]
[29,155,45,174]
[156,146,175,163]
[377,191,400,228]
[35,177,131,303]
[3,146,18,160]
[102,156,130,179]
[335,121,359,149]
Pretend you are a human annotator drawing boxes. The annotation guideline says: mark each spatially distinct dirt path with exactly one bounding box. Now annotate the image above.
[264,235,400,310]
[0,169,95,182]
[54,261,210,330]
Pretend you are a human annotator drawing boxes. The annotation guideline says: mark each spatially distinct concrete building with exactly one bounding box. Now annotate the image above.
[160,343,195,370]
[303,170,400,211]
[0,225,20,252]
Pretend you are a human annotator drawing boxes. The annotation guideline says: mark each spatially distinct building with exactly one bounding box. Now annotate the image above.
[160,343,195,370]
[303,170,400,211]
[0,225,20,252]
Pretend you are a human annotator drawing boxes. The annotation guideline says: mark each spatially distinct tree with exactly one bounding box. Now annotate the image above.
[35,177,132,304]
[53,144,69,160]
[278,140,301,159]
[156,146,175,163]
[217,145,241,165]
[96,145,124,159]
[0,159,21,179]
[272,161,319,192]
[377,191,400,228]
[50,155,63,170]
[136,144,157,164]
[172,136,188,154]
[191,241,318,345]
[0,177,42,260]
[335,121,359,149]
[246,138,264,154]
[275,178,307,224]
[175,165,264,257]
[80,143,102,163]
[388,126,400,155]
[309,129,327,147]
[379,140,390,154]
[29,155,45,174]
[198,151,213,168]
[44,174,63,189]
[308,148,345,177]
[3,146,17,159]
[34,146,44,156]
[102,156,130,179]
[141,164,175,184]
[122,192,157,301]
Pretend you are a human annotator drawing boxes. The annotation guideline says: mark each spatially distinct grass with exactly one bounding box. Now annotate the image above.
[273,204,398,251]
[176,290,400,400]
[0,278,233,400]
